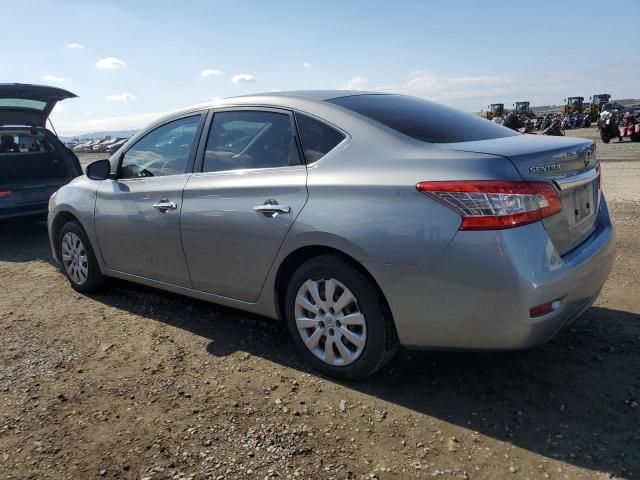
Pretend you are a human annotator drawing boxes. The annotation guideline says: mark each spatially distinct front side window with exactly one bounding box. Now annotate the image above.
[202,110,300,173]
[327,94,519,143]
[119,115,201,179]
[295,113,345,163]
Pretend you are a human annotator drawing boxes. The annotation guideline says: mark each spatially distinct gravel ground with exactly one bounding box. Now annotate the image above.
[1,127,639,480]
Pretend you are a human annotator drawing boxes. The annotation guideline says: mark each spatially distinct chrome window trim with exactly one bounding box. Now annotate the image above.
[191,164,307,178]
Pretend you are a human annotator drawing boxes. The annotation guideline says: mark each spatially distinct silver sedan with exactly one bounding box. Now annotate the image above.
[48,91,615,379]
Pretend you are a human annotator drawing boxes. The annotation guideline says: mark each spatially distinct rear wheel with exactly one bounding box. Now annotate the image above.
[59,221,105,293]
[285,254,397,380]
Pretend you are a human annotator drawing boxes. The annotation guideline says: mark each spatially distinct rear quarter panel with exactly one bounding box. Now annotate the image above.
[281,130,523,267]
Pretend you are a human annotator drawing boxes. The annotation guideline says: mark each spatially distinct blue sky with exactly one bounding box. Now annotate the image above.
[3,0,639,136]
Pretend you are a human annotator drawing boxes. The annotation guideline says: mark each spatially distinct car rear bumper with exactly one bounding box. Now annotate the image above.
[0,203,48,220]
[365,196,616,350]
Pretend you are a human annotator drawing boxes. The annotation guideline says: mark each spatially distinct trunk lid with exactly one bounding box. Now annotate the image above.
[0,83,77,128]
[437,135,599,255]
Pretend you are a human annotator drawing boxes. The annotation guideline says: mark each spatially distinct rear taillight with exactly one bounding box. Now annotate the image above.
[416,180,562,230]
[0,190,11,200]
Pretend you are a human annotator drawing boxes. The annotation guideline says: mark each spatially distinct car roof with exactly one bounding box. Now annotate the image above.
[148,90,390,131]
[229,90,386,101]
[181,90,389,113]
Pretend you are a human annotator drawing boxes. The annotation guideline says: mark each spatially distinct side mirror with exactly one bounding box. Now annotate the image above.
[86,159,111,181]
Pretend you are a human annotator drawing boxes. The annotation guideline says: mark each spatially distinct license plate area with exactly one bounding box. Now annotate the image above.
[567,181,596,228]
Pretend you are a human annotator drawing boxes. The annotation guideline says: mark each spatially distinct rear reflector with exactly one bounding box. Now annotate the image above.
[529,302,554,317]
[416,180,562,230]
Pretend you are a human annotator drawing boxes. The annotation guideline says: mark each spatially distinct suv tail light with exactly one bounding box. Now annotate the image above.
[416,180,562,230]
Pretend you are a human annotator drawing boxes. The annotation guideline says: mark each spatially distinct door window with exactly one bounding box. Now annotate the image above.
[202,110,300,173]
[119,115,201,178]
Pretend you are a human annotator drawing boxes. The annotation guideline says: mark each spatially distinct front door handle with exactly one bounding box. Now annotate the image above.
[153,198,177,212]
[253,201,291,215]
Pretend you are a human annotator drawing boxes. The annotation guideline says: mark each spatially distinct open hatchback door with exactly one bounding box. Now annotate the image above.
[0,84,81,221]
[0,83,77,128]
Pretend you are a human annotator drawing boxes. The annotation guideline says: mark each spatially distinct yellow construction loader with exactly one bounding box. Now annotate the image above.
[485,103,504,120]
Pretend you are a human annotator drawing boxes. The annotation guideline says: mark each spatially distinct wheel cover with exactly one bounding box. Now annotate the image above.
[294,278,367,366]
[61,232,89,285]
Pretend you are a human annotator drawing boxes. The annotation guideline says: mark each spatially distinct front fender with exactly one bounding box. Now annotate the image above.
[47,177,101,267]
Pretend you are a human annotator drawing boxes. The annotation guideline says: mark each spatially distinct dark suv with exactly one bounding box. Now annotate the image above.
[0,84,82,220]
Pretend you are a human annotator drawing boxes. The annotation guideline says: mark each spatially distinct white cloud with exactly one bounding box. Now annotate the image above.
[42,74,67,83]
[52,112,166,137]
[200,68,224,78]
[66,42,84,49]
[340,76,370,90]
[231,73,256,84]
[339,59,640,111]
[303,62,311,68]
[96,57,126,70]
[106,93,136,102]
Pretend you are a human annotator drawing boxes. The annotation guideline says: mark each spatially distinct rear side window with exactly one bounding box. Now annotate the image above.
[202,110,300,173]
[295,113,345,163]
[327,94,519,143]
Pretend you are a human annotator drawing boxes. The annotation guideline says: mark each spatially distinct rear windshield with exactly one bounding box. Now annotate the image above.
[0,99,47,110]
[327,94,519,143]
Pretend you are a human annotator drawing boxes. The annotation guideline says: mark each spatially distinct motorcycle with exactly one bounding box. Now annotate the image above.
[522,118,536,134]
[534,117,543,130]
[544,117,565,136]
[598,112,621,143]
[503,113,523,132]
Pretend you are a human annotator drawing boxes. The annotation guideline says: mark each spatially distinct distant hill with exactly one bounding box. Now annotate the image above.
[60,130,138,142]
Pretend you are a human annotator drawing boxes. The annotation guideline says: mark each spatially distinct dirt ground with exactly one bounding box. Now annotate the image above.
[1,127,639,480]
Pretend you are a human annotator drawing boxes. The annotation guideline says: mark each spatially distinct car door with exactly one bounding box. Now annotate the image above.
[94,113,205,287]
[180,108,308,302]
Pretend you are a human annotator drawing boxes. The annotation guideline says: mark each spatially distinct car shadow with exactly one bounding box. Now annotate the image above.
[0,217,57,265]
[2,222,638,477]
[93,278,639,478]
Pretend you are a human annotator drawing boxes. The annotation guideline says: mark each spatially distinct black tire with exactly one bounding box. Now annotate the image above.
[284,254,398,380]
[58,221,106,293]
[601,132,610,143]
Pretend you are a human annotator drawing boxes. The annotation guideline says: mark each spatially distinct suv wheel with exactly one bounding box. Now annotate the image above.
[59,221,105,293]
[285,254,398,380]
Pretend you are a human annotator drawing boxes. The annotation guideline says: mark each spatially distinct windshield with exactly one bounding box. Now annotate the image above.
[328,95,518,143]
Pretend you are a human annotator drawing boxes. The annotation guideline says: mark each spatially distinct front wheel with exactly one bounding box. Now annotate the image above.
[285,254,398,380]
[600,131,611,143]
[58,221,105,293]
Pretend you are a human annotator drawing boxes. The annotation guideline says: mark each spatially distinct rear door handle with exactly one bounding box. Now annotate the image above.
[153,198,177,212]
